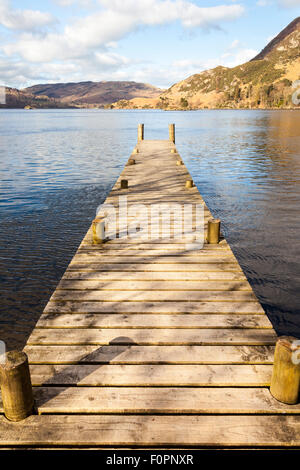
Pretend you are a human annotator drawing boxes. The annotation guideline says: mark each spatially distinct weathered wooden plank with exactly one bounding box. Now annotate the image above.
[27,328,276,345]
[67,263,243,272]
[36,314,273,329]
[1,387,297,415]
[70,254,235,264]
[24,345,274,365]
[79,242,230,250]
[44,301,265,314]
[63,271,248,281]
[50,290,257,302]
[57,280,252,291]
[28,364,273,386]
[1,415,299,446]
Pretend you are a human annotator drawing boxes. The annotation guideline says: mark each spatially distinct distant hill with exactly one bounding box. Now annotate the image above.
[24,81,163,107]
[0,87,72,109]
[113,17,300,110]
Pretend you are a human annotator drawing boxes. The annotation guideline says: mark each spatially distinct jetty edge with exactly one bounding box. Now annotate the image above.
[0,124,300,448]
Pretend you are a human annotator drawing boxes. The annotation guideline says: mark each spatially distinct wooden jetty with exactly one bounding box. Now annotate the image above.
[1,125,300,448]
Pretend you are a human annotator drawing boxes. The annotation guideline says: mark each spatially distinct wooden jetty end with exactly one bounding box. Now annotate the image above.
[1,126,300,448]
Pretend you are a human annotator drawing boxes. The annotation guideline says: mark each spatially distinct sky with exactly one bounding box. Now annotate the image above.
[0,0,299,89]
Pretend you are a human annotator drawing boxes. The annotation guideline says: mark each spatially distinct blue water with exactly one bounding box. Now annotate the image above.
[0,109,300,348]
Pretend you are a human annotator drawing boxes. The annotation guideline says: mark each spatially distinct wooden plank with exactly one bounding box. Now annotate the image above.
[50,290,257,302]
[1,415,299,446]
[56,280,252,291]
[28,364,273,386]
[79,242,230,250]
[36,314,273,329]
[44,301,265,314]
[63,271,248,281]
[28,328,276,346]
[1,387,298,415]
[70,255,235,264]
[67,263,243,272]
[24,345,275,365]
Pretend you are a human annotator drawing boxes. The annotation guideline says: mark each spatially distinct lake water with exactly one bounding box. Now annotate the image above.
[0,109,300,349]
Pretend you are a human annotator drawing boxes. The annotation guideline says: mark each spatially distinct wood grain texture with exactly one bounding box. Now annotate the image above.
[36,313,273,329]
[24,345,275,365]
[1,415,300,446]
[27,328,277,346]
[57,280,252,291]
[50,290,258,302]
[44,301,265,314]
[2,387,299,415]
[28,364,273,386]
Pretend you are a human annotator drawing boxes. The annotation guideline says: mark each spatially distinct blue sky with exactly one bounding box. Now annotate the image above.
[0,0,299,89]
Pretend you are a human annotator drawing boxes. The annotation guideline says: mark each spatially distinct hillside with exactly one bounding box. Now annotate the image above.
[24,81,163,107]
[0,88,73,109]
[113,17,300,110]
[158,17,300,110]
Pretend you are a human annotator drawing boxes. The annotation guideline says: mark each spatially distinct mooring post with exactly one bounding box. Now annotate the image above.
[169,124,175,143]
[121,179,128,189]
[207,218,221,244]
[176,160,183,166]
[92,217,106,244]
[270,336,300,404]
[138,124,144,142]
[185,180,193,189]
[132,148,139,154]
[128,158,135,165]
[0,351,34,421]
[171,149,177,154]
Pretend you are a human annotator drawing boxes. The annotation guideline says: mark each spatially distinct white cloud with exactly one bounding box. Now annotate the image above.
[0,0,56,31]
[53,0,95,7]
[228,39,241,49]
[222,48,258,66]
[3,1,245,63]
[98,0,245,29]
[256,0,271,6]
[278,0,300,6]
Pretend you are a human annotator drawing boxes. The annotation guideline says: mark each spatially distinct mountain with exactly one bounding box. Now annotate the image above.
[0,87,73,109]
[154,17,300,110]
[24,81,163,107]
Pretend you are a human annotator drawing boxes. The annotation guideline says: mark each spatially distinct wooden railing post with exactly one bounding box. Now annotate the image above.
[207,218,221,244]
[138,124,144,142]
[185,180,194,189]
[0,351,34,421]
[169,124,175,143]
[121,179,128,189]
[270,336,300,404]
[92,217,106,244]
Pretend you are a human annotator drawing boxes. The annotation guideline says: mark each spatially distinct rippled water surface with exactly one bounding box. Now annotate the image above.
[0,109,300,348]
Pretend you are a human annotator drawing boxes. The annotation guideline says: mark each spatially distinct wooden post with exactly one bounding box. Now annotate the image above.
[270,336,300,404]
[207,218,221,244]
[121,179,128,189]
[176,160,183,166]
[92,217,105,244]
[138,124,144,142]
[0,351,34,421]
[128,159,135,165]
[132,148,139,154]
[185,180,193,189]
[171,149,177,154]
[169,124,175,143]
